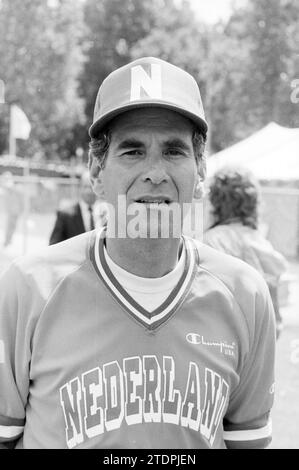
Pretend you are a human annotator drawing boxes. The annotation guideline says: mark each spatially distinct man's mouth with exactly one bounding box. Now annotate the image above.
[135,197,172,205]
[135,196,171,204]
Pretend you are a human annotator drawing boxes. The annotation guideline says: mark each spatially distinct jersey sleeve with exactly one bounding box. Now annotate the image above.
[0,263,32,446]
[223,282,276,449]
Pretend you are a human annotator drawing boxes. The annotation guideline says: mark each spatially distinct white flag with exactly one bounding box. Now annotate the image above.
[10,104,31,140]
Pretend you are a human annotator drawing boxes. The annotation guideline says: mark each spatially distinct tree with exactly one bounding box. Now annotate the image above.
[79,0,161,136]
[132,0,209,82]
[198,23,252,153]
[219,0,299,141]
[243,0,297,128]
[0,0,85,159]
[206,0,299,152]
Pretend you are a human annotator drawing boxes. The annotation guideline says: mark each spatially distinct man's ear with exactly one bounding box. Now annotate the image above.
[193,158,206,199]
[89,157,105,199]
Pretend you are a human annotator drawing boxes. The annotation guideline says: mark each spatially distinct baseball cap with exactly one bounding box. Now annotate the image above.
[89,57,208,138]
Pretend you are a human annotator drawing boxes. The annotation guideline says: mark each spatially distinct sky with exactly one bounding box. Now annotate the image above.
[187,0,246,23]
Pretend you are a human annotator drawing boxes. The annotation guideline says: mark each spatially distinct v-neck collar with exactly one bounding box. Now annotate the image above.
[90,229,199,330]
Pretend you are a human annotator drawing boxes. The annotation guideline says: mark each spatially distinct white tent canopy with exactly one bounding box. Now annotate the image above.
[207,122,299,180]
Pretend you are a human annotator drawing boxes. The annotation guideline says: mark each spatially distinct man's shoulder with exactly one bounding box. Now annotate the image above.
[191,238,270,300]
[4,232,93,293]
[190,239,274,339]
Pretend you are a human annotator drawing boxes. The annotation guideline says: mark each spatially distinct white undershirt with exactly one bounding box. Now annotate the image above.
[103,244,186,312]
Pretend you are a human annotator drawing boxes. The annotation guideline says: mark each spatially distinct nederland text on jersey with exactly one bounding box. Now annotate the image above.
[60,355,229,448]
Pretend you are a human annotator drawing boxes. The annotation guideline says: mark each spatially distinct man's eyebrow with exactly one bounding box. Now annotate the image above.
[163,139,192,151]
[116,138,144,150]
[115,137,192,151]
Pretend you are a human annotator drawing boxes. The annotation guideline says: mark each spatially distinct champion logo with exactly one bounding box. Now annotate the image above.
[186,333,236,357]
[186,333,201,345]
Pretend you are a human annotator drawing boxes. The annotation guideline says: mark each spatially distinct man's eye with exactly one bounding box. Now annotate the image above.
[165,149,184,157]
[122,150,143,156]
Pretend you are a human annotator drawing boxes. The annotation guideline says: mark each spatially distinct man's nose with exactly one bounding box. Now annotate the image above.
[142,153,169,185]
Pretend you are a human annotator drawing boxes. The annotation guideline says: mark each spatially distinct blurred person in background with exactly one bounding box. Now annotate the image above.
[204,167,287,338]
[49,170,106,245]
[1,172,23,248]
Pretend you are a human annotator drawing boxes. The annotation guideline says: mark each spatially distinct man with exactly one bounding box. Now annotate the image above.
[0,57,275,449]
[49,171,98,244]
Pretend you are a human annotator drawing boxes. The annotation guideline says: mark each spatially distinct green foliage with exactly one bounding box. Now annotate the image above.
[0,0,85,159]
[79,0,160,129]
[239,0,298,129]
[0,0,298,159]
[207,0,299,150]
[131,0,210,84]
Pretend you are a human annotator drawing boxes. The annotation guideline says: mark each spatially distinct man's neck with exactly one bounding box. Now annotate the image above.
[105,236,182,278]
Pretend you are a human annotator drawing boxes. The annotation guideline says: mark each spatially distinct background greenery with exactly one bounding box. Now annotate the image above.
[0,0,298,161]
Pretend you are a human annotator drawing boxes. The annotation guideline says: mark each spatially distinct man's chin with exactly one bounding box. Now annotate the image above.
[126,217,182,239]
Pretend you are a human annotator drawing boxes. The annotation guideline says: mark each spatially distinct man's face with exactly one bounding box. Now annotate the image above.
[100,108,201,236]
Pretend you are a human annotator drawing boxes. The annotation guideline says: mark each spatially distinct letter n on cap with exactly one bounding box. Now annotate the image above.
[130,64,162,101]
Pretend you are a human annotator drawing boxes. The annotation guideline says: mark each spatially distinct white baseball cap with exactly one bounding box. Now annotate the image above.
[89,57,208,138]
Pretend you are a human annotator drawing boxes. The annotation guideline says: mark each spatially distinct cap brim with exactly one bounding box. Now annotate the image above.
[89,101,208,138]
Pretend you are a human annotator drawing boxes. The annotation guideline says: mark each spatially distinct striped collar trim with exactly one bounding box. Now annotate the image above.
[90,229,199,330]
